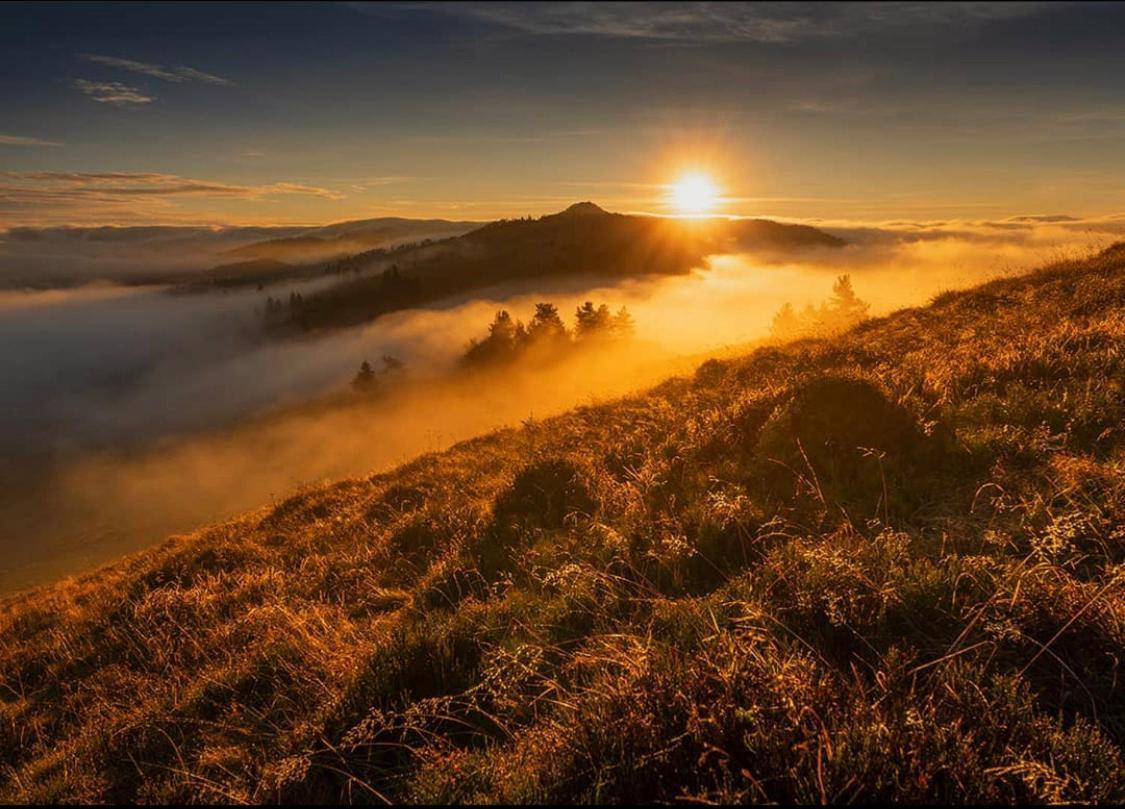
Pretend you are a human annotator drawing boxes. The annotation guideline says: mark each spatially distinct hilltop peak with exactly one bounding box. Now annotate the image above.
[556,201,608,217]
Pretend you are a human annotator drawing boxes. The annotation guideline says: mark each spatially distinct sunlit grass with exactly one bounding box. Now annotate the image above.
[2,244,1125,802]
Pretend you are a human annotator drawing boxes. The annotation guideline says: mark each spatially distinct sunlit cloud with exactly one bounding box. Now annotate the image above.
[328,175,419,190]
[72,79,156,105]
[80,54,232,86]
[0,133,61,147]
[0,172,346,226]
[407,128,606,145]
[0,171,343,201]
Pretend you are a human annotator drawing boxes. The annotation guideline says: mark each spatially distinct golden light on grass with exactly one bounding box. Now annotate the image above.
[669,171,719,217]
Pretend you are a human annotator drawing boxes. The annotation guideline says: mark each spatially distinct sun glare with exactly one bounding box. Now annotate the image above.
[670,172,719,217]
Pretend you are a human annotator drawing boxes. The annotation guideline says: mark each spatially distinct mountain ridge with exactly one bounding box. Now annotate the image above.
[0,217,477,288]
[258,203,844,333]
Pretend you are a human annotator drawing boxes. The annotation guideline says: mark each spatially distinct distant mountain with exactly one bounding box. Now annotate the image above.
[555,200,608,217]
[265,203,844,334]
[0,217,478,289]
[222,217,478,264]
[0,224,308,288]
[190,258,296,289]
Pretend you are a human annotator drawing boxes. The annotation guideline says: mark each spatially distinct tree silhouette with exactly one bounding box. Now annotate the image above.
[528,302,568,342]
[770,275,871,341]
[462,300,638,367]
[491,310,517,341]
[770,302,801,341]
[352,360,377,392]
[462,309,525,366]
[829,274,870,326]
[381,355,405,375]
[575,301,612,340]
[611,306,636,339]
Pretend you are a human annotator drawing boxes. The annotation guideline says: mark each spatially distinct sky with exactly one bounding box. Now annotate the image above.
[2,1,1125,227]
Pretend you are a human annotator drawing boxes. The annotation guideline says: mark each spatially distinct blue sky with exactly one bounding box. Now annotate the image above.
[2,1,1124,226]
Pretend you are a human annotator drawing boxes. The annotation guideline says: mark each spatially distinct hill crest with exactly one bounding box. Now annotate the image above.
[553,200,609,217]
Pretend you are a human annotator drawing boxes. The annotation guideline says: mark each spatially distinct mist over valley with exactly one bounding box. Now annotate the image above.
[4,3,1125,801]
[0,204,1108,592]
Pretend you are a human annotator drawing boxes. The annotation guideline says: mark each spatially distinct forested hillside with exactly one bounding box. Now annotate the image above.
[261,203,844,334]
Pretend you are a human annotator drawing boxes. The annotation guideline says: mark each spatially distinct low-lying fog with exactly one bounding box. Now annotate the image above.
[0,217,1116,593]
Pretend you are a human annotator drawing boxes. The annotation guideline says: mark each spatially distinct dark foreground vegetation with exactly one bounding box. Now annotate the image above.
[4,245,1125,802]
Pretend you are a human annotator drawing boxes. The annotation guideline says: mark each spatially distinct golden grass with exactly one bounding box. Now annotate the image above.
[3,244,1125,802]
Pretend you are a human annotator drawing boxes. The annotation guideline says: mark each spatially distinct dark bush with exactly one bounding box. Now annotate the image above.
[492,458,598,530]
[755,375,937,521]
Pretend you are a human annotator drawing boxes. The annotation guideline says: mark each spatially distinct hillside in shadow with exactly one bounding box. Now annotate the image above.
[256,203,844,333]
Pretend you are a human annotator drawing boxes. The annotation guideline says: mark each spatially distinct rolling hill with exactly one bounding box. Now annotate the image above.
[0,218,478,289]
[220,216,479,264]
[263,202,845,333]
[0,224,307,288]
[3,245,1124,802]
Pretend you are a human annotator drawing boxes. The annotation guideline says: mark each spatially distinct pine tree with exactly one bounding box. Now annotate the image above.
[575,301,612,340]
[770,302,801,340]
[830,274,870,325]
[528,302,568,342]
[381,355,405,375]
[352,360,377,392]
[611,306,636,339]
[462,310,524,366]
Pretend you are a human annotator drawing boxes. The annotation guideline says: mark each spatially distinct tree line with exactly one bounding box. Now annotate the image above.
[352,354,406,394]
[262,265,423,333]
[461,301,635,368]
[348,300,637,395]
[770,274,870,341]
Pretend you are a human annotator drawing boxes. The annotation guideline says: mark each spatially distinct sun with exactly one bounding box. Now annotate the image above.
[670,172,719,217]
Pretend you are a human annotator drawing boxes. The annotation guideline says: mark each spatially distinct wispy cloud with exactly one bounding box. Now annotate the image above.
[365,2,1058,44]
[0,133,61,147]
[80,54,232,86]
[0,172,344,221]
[172,66,232,86]
[72,79,156,106]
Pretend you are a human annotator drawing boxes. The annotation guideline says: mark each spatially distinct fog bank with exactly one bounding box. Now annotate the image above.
[1,217,1115,593]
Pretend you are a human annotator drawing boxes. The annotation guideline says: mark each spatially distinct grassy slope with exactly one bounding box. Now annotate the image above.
[3,246,1125,803]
